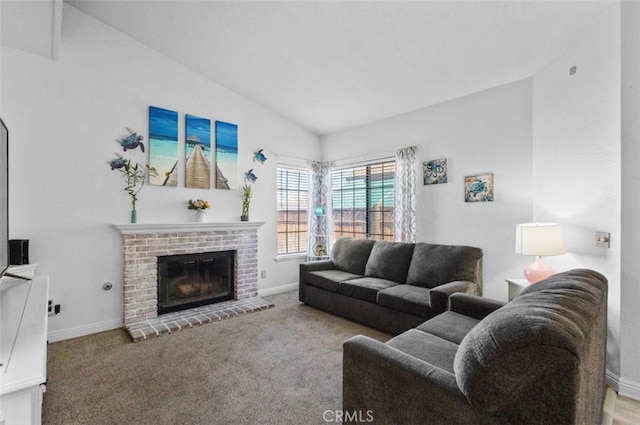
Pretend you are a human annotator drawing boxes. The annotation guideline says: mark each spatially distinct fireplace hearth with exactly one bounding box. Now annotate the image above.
[157,251,235,315]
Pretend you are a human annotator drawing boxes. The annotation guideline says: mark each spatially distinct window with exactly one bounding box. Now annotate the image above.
[332,160,395,241]
[276,167,309,255]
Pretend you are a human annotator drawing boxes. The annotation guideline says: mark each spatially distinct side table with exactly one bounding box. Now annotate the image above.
[506,278,530,301]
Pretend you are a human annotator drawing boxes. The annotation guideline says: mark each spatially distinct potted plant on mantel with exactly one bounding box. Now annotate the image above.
[241,184,252,221]
[117,160,157,223]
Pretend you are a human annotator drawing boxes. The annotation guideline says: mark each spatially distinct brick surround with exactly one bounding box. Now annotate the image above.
[114,222,268,340]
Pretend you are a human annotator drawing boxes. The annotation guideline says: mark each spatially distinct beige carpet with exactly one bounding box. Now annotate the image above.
[43,291,389,425]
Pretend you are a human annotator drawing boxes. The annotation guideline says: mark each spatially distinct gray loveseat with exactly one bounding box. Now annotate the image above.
[299,237,483,335]
[343,269,608,425]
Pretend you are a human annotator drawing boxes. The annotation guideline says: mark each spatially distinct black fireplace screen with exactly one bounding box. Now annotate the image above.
[157,250,235,315]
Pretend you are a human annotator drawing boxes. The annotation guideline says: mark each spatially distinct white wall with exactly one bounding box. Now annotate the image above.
[322,78,533,301]
[620,0,640,399]
[0,4,320,340]
[532,3,622,380]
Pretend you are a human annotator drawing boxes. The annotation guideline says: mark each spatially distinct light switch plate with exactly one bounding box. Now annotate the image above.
[596,232,610,248]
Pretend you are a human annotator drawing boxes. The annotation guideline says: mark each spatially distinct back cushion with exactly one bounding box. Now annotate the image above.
[364,241,415,283]
[331,238,376,275]
[406,243,482,288]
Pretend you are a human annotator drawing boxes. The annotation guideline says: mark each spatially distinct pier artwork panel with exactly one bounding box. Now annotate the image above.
[148,106,179,186]
[215,121,238,190]
[185,114,212,189]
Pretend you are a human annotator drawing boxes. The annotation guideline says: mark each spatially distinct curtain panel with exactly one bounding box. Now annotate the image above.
[307,161,333,258]
[394,146,417,243]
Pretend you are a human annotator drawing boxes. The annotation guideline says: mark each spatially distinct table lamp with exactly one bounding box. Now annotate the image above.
[515,223,566,283]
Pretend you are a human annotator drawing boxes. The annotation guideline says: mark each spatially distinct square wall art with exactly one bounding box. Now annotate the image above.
[464,173,494,202]
[423,158,447,185]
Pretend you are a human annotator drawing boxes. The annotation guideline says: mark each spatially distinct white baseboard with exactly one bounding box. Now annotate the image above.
[606,369,640,401]
[48,318,123,343]
[257,282,298,297]
[606,369,620,392]
[618,376,640,400]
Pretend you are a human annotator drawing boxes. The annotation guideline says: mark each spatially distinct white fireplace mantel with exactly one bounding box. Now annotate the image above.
[113,221,265,234]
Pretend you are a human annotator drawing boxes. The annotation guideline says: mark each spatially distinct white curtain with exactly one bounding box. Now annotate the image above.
[394,146,417,243]
[307,161,333,258]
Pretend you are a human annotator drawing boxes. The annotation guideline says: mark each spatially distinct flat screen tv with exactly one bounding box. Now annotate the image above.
[0,118,28,280]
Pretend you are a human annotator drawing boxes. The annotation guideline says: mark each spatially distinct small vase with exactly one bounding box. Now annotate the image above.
[241,215,249,222]
[131,209,137,224]
[195,210,207,223]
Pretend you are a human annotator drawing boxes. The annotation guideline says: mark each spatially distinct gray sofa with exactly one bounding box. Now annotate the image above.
[299,237,483,335]
[343,269,608,425]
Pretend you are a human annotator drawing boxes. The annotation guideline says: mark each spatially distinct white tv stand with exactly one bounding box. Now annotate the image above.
[0,265,46,425]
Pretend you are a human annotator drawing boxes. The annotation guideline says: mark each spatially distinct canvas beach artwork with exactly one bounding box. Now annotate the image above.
[149,106,179,186]
[464,172,494,202]
[423,158,447,185]
[185,114,212,189]
[215,121,238,190]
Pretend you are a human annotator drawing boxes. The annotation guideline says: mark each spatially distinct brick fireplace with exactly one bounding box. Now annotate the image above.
[114,222,272,341]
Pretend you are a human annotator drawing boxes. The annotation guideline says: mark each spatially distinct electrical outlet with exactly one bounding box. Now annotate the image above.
[261,270,267,278]
[48,300,61,317]
[595,232,610,248]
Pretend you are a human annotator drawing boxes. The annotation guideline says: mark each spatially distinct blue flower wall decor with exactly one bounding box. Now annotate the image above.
[423,158,447,185]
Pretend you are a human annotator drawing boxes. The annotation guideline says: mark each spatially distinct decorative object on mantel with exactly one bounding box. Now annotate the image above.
[109,127,158,223]
[149,106,179,187]
[241,184,252,221]
[253,148,267,164]
[423,158,447,185]
[244,168,258,183]
[464,172,494,202]
[188,199,210,223]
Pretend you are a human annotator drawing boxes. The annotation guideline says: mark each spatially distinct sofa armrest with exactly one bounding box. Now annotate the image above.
[300,259,334,272]
[449,293,505,320]
[299,260,334,302]
[429,280,475,317]
[343,335,491,424]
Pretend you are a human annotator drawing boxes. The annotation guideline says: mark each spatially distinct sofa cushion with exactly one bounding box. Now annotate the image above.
[332,237,376,275]
[406,243,483,289]
[386,329,458,374]
[306,270,361,293]
[364,241,415,283]
[416,311,481,345]
[339,277,398,303]
[377,285,431,318]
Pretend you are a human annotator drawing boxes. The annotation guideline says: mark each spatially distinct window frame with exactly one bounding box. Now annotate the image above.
[276,165,310,256]
[331,159,395,242]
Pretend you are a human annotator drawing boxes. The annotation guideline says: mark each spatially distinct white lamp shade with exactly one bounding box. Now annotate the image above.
[515,223,566,256]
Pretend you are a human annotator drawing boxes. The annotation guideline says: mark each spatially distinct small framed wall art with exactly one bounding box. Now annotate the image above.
[423,158,447,185]
[464,172,494,202]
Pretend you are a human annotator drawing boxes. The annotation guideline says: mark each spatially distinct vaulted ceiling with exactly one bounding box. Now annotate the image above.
[3,1,615,136]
